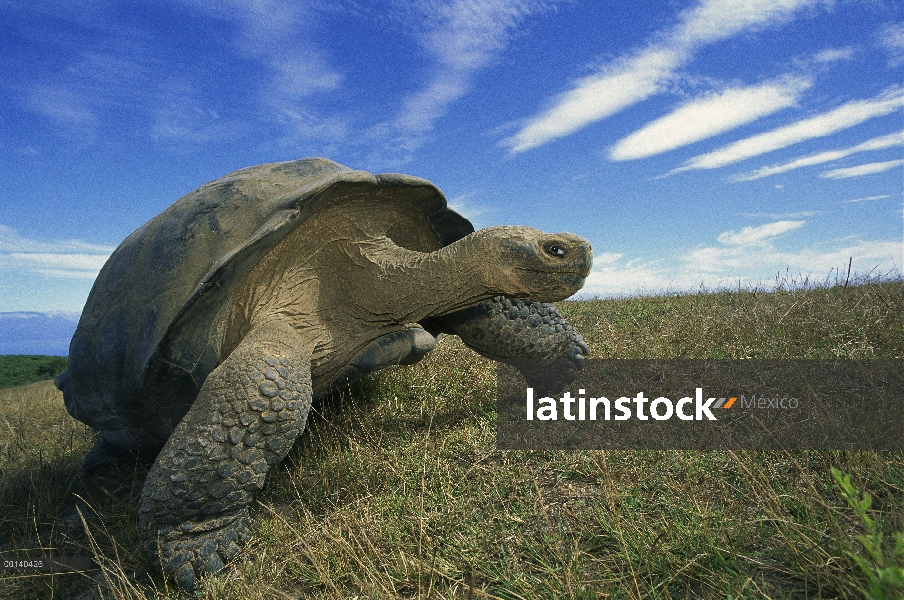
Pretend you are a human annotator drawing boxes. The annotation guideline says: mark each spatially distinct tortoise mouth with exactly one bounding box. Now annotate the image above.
[513,266,589,299]
[518,258,593,279]
[517,266,589,275]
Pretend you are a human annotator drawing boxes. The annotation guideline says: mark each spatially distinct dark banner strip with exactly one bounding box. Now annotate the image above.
[496,360,904,450]
[1,556,93,572]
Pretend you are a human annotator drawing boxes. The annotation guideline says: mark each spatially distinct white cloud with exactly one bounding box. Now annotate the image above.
[811,47,855,63]
[502,0,827,153]
[162,0,345,150]
[274,109,350,154]
[372,0,553,161]
[670,87,904,174]
[739,211,819,218]
[151,79,249,145]
[685,237,901,278]
[672,0,823,45]
[733,129,904,180]
[594,252,625,265]
[214,0,342,100]
[23,84,98,131]
[681,221,904,287]
[447,192,489,222]
[503,48,683,153]
[879,22,904,65]
[7,253,108,272]
[716,220,805,246]
[842,194,892,204]
[0,225,115,254]
[15,41,159,142]
[579,220,901,297]
[580,258,675,297]
[3,254,108,279]
[821,159,904,179]
[609,78,809,161]
[0,225,112,279]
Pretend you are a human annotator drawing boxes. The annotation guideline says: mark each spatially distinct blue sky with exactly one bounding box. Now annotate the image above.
[1,0,902,317]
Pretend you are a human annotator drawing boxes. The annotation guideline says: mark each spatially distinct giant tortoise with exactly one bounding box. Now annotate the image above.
[56,157,593,589]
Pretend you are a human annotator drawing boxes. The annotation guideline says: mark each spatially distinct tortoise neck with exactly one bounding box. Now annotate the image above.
[356,229,511,321]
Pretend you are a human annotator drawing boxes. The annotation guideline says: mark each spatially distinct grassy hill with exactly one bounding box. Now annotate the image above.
[0,280,901,599]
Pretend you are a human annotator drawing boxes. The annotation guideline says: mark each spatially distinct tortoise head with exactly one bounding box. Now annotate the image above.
[473,226,593,302]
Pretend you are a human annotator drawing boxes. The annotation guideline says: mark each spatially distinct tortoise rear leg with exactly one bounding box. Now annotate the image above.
[328,325,437,389]
[138,320,312,590]
[428,297,590,395]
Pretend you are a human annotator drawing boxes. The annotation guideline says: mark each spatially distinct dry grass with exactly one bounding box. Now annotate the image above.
[1,280,902,599]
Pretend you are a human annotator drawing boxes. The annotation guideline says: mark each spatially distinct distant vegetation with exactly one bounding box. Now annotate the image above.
[0,355,67,389]
[0,279,902,598]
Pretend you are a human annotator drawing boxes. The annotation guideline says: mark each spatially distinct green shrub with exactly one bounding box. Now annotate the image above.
[0,355,68,389]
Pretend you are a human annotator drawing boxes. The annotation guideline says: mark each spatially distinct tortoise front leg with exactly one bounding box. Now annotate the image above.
[138,320,312,590]
[429,297,590,395]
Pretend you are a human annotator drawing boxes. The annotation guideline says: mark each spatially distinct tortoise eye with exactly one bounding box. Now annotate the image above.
[545,244,566,257]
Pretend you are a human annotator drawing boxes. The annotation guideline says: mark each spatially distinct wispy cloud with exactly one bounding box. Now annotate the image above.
[821,159,904,179]
[811,47,855,63]
[447,192,489,222]
[581,257,675,298]
[716,220,805,246]
[685,237,901,279]
[186,0,342,101]
[502,0,827,153]
[180,0,346,149]
[609,78,810,161]
[0,225,113,279]
[371,0,553,162]
[23,84,98,131]
[3,254,109,279]
[503,48,683,154]
[151,79,248,145]
[0,225,114,255]
[879,22,904,66]
[733,129,904,180]
[739,211,819,218]
[18,50,153,139]
[18,0,345,147]
[668,87,904,174]
[842,194,892,204]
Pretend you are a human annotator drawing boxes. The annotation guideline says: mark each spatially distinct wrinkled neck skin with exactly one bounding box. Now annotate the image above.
[350,229,524,321]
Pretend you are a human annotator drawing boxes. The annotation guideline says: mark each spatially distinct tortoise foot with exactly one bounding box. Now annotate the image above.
[440,297,590,395]
[146,514,252,591]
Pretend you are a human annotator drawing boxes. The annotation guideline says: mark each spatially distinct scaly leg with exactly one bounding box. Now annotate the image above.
[138,320,311,590]
[429,297,590,395]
